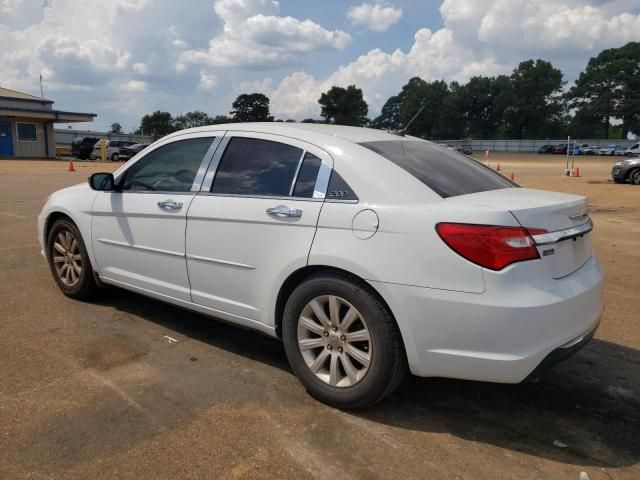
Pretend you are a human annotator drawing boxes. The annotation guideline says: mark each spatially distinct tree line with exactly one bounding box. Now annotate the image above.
[135,42,640,140]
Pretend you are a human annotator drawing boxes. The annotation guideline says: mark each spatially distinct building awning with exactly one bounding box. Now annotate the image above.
[0,106,96,123]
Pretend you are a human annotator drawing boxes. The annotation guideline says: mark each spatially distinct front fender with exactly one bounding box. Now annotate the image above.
[38,183,99,271]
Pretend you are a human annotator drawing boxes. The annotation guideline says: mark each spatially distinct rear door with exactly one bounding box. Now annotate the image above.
[186,132,332,323]
[92,134,217,300]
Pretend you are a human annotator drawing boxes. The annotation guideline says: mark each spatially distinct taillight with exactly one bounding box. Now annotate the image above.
[436,223,547,271]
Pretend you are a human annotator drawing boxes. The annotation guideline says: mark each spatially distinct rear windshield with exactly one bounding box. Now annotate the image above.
[360,140,515,198]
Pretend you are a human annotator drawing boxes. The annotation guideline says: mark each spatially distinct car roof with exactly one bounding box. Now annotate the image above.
[164,122,404,145]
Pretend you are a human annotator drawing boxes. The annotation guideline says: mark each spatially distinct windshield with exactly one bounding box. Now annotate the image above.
[360,140,516,198]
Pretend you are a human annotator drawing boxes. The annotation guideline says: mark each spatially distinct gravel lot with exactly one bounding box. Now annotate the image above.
[0,154,638,479]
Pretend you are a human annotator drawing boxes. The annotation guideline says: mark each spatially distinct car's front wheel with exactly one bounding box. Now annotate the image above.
[630,169,640,185]
[47,218,99,299]
[282,272,406,409]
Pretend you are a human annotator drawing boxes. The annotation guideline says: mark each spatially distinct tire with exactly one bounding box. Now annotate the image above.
[46,218,99,300]
[630,168,640,186]
[111,153,119,161]
[282,272,407,409]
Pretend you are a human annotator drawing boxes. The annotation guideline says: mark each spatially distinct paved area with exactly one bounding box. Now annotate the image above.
[0,156,638,479]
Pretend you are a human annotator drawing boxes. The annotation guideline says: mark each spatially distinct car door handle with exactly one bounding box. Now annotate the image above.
[157,200,183,210]
[266,205,303,217]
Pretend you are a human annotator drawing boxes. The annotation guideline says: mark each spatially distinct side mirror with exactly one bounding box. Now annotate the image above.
[89,172,116,191]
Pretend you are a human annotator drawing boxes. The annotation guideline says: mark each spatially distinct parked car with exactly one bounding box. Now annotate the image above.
[92,140,137,161]
[551,144,567,154]
[598,144,622,156]
[537,144,553,154]
[567,144,582,155]
[118,143,151,160]
[581,145,599,155]
[624,142,640,157]
[70,136,99,160]
[612,157,640,185]
[38,123,603,408]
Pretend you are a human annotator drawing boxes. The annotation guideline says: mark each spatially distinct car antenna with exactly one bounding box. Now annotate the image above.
[389,104,426,137]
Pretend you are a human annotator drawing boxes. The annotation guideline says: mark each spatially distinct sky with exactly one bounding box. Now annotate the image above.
[1,0,639,132]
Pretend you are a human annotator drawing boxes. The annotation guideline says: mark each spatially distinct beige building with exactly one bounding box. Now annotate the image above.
[0,87,95,159]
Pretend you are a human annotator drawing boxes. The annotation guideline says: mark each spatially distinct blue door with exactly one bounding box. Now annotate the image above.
[0,121,14,157]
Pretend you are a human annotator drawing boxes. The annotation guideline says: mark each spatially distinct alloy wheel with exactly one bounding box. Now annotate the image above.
[297,295,371,387]
[52,230,82,287]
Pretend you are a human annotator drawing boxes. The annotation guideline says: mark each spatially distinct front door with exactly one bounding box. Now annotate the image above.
[92,135,215,301]
[186,132,332,324]
[0,121,14,157]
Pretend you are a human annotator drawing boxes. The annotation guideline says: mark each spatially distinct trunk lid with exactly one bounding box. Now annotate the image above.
[446,188,593,278]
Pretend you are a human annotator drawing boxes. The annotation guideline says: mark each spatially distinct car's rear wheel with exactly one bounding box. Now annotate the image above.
[47,218,99,299]
[282,272,406,409]
[630,169,640,185]
[111,153,119,161]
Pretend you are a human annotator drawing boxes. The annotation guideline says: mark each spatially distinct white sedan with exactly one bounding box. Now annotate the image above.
[38,123,603,408]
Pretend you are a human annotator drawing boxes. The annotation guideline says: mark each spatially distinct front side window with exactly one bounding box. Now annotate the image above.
[121,137,213,192]
[17,123,37,141]
[212,137,303,196]
[360,140,515,198]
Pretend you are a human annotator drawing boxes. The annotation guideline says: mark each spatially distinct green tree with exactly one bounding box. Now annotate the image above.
[230,93,273,122]
[110,122,122,133]
[208,115,232,125]
[500,59,565,138]
[399,80,449,138]
[371,77,424,130]
[318,85,368,126]
[174,110,210,130]
[568,42,640,138]
[138,111,176,137]
[455,75,511,139]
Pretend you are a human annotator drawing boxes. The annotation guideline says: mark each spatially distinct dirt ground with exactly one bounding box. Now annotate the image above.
[0,154,638,480]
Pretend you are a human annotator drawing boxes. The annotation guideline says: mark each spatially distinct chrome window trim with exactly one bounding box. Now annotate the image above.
[196,192,323,202]
[200,131,334,200]
[313,160,331,200]
[531,219,593,246]
[289,150,307,196]
[201,136,231,192]
[191,136,223,192]
[107,190,195,196]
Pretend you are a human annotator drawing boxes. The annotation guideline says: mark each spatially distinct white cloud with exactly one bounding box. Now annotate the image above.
[269,27,502,119]
[268,0,640,119]
[441,0,640,59]
[1,0,638,130]
[179,0,351,69]
[121,80,148,92]
[132,62,149,74]
[348,2,403,31]
[198,72,218,90]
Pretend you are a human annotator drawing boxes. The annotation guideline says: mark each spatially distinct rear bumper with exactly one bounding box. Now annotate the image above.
[370,255,604,383]
[524,323,597,381]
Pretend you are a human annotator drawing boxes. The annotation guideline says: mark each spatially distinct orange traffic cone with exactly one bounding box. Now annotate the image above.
[68,159,75,172]
[496,162,501,171]
[575,167,580,177]
[510,172,515,181]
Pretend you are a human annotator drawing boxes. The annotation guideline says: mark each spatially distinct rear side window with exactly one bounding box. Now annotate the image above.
[360,141,515,198]
[212,137,303,196]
